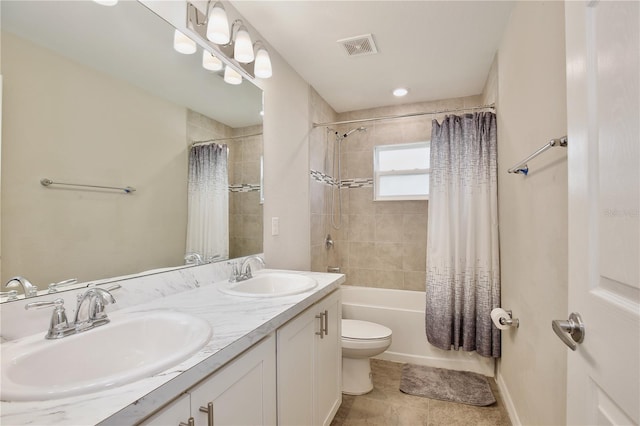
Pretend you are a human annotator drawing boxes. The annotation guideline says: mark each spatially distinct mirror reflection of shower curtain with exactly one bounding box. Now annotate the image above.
[186,143,229,262]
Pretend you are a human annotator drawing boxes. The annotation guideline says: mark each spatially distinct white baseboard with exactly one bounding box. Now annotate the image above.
[496,372,521,426]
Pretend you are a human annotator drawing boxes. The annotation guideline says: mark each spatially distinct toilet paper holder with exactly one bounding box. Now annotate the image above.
[499,310,519,328]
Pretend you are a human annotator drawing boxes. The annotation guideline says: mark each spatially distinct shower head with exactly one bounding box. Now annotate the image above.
[338,126,367,139]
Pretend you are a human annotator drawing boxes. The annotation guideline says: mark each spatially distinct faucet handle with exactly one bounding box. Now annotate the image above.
[25,298,71,339]
[25,298,65,310]
[0,290,18,301]
[228,261,240,282]
[47,278,78,293]
[244,264,253,279]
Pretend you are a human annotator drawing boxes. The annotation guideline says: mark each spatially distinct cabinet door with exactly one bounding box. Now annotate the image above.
[277,290,342,426]
[314,291,342,426]
[138,393,191,426]
[190,334,276,426]
[277,304,318,426]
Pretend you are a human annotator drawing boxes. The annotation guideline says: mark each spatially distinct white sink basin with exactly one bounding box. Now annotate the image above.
[219,272,318,297]
[1,311,212,401]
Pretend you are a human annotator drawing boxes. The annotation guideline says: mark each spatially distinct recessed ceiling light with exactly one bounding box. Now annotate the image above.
[393,88,408,97]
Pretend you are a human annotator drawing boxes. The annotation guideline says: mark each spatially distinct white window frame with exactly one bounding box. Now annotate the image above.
[373,141,430,201]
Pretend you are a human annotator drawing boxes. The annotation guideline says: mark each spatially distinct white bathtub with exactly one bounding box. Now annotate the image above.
[341,286,495,377]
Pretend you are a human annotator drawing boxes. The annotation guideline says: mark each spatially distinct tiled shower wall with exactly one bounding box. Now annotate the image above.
[309,94,485,291]
[187,110,263,259]
[229,125,264,259]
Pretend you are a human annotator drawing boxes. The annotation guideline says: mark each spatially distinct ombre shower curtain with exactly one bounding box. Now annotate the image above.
[186,143,229,262]
[425,112,500,358]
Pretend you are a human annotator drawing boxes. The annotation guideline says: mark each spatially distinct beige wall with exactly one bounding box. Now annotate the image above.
[1,32,189,286]
[260,48,312,270]
[494,2,568,425]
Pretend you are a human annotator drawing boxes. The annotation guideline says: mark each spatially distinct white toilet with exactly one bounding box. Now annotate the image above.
[341,319,392,395]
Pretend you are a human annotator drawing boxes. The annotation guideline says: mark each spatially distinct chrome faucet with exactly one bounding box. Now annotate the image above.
[228,256,265,283]
[185,252,205,265]
[24,286,119,339]
[5,276,39,298]
[241,255,265,280]
[74,287,117,331]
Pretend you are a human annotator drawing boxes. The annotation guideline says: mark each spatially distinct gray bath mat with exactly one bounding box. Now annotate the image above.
[399,364,496,406]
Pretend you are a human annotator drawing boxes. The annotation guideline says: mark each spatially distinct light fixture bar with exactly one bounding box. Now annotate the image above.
[184,2,262,81]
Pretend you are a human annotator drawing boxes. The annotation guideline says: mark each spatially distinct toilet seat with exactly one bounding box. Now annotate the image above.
[342,319,392,340]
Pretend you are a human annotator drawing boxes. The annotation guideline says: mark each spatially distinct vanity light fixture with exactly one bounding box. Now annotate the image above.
[232,21,254,63]
[393,88,409,97]
[202,50,223,71]
[253,42,273,79]
[224,65,243,85]
[186,1,273,82]
[173,29,197,54]
[206,2,230,45]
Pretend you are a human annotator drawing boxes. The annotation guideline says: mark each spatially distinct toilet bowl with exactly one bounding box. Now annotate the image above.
[341,319,392,395]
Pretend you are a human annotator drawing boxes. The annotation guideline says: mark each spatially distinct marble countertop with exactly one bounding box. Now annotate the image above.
[0,269,345,426]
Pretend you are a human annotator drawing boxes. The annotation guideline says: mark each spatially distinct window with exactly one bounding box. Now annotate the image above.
[373,142,430,201]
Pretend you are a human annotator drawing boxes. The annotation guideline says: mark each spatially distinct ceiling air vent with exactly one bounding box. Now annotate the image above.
[337,34,378,57]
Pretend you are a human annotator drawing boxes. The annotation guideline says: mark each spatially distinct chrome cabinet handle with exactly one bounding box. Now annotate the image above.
[179,417,195,426]
[323,309,329,336]
[552,312,585,351]
[199,402,214,426]
[315,312,325,339]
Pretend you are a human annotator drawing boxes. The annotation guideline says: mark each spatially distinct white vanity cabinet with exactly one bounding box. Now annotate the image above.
[140,334,276,426]
[139,289,341,426]
[189,334,277,426]
[139,393,192,426]
[277,290,342,426]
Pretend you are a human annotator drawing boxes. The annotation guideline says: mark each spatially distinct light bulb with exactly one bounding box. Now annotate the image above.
[234,25,254,63]
[224,66,242,85]
[92,0,118,5]
[207,2,230,45]
[254,48,272,79]
[202,51,223,71]
[173,29,196,54]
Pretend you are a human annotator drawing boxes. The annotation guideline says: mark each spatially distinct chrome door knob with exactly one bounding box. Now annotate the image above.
[552,312,585,351]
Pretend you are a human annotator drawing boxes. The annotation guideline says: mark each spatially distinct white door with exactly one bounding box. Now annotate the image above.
[564,1,639,425]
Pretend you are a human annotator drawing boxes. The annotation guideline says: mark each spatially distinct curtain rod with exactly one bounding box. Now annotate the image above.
[312,104,496,128]
[191,132,263,147]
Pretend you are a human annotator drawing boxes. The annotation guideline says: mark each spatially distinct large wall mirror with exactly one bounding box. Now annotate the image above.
[1,0,264,300]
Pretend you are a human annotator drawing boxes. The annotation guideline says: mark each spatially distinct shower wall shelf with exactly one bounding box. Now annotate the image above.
[40,178,136,194]
[507,136,568,176]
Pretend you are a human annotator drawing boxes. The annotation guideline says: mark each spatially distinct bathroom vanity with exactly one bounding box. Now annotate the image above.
[0,267,344,425]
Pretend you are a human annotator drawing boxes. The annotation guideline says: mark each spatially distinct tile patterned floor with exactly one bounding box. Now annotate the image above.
[331,359,512,426]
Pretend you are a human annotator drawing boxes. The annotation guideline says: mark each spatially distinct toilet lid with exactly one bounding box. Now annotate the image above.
[342,319,392,340]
